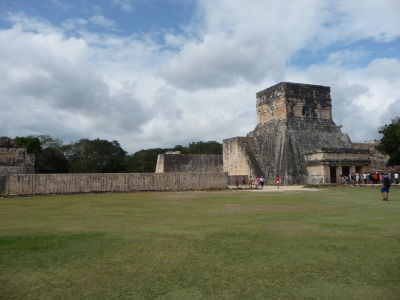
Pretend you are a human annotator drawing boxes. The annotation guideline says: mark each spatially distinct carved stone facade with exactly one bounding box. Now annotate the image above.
[353,140,399,172]
[0,137,35,175]
[223,82,370,184]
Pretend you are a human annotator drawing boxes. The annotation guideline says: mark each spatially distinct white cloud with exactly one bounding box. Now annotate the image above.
[287,57,400,141]
[161,0,400,90]
[333,0,400,42]
[61,18,89,31]
[0,1,400,153]
[0,20,151,150]
[110,0,135,13]
[89,15,117,29]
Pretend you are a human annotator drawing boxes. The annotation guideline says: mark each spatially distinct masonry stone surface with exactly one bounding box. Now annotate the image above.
[0,172,228,196]
[353,140,399,172]
[0,137,35,175]
[223,82,370,184]
[156,153,223,173]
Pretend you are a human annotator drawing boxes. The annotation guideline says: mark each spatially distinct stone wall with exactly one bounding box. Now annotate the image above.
[227,175,249,185]
[256,82,332,125]
[223,137,263,178]
[155,154,223,173]
[0,137,35,175]
[306,165,329,184]
[0,172,228,196]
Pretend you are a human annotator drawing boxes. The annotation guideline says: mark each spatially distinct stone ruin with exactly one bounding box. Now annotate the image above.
[223,82,370,184]
[0,137,35,175]
[156,151,223,173]
[353,140,400,172]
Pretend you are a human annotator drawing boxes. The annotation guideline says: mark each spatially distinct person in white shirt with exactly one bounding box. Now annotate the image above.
[362,173,367,184]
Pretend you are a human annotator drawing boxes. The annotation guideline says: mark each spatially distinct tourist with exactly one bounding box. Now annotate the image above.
[345,175,350,186]
[339,174,345,190]
[373,172,379,184]
[362,173,367,184]
[259,176,265,189]
[254,177,260,188]
[381,175,391,201]
[248,176,253,188]
[350,174,355,186]
[395,172,399,184]
[235,177,239,188]
[275,175,281,189]
[242,176,246,185]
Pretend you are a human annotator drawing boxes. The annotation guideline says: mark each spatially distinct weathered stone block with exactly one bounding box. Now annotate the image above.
[0,137,35,175]
[224,82,371,184]
[0,172,228,196]
[156,154,223,173]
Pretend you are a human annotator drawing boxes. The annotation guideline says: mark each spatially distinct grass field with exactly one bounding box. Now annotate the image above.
[1,187,399,300]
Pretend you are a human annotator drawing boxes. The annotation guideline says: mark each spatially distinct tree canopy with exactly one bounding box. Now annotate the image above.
[15,135,68,173]
[64,139,127,173]
[13,135,222,173]
[15,136,42,154]
[377,118,400,165]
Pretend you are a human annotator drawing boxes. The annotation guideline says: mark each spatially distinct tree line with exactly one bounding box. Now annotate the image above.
[14,136,222,173]
[12,117,400,173]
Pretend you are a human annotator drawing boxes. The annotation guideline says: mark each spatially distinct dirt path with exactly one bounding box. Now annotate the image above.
[229,185,320,192]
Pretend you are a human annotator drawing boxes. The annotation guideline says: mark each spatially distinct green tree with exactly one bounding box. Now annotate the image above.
[377,118,400,165]
[125,148,165,173]
[15,136,42,153]
[15,135,69,173]
[36,135,64,149]
[186,141,222,154]
[65,139,127,173]
[125,141,223,173]
[36,147,69,173]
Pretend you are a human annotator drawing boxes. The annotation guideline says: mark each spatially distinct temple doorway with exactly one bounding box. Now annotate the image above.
[342,166,350,177]
[330,166,337,183]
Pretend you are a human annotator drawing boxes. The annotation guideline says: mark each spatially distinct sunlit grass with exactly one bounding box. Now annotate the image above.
[1,187,399,299]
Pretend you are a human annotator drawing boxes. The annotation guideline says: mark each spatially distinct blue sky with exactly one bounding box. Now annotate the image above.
[0,0,399,152]
[1,0,196,36]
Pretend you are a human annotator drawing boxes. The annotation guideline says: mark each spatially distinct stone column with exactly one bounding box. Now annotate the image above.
[335,166,340,184]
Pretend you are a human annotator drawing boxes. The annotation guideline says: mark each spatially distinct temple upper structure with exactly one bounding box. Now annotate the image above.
[223,82,370,184]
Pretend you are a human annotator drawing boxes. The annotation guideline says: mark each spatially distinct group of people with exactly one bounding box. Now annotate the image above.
[340,171,398,201]
[234,175,282,189]
[340,172,399,186]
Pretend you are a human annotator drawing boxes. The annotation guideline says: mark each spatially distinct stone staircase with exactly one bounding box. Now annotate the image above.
[243,138,264,177]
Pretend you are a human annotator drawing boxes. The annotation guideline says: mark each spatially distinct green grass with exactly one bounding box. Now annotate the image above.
[0,187,399,300]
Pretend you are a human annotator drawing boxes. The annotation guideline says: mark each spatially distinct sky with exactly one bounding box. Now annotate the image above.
[0,0,399,153]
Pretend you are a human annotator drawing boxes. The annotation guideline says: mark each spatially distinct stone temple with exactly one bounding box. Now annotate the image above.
[223,82,370,184]
[0,137,35,175]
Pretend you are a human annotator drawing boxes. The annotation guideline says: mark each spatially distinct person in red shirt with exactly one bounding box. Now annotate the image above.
[373,172,379,184]
[275,175,281,189]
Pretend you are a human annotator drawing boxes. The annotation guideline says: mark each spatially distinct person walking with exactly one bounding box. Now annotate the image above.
[254,177,260,189]
[259,176,265,189]
[275,175,281,189]
[248,176,253,188]
[381,175,391,201]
